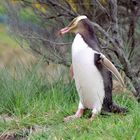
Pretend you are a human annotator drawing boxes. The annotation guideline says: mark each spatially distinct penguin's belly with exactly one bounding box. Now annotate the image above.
[72,34,105,109]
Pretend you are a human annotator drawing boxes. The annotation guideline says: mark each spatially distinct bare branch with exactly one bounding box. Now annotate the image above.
[47,0,78,17]
[109,0,124,48]
[91,22,116,48]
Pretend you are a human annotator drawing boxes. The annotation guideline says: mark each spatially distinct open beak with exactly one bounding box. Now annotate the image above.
[100,55,125,87]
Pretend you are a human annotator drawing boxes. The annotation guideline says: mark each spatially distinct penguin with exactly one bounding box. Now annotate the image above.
[59,15,126,122]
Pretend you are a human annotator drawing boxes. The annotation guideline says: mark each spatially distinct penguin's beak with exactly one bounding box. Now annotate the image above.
[58,18,77,35]
[59,27,71,35]
[100,55,125,87]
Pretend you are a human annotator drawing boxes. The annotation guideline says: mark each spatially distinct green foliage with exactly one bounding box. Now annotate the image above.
[0,24,19,50]
[19,8,41,24]
[0,64,140,139]
[0,4,6,15]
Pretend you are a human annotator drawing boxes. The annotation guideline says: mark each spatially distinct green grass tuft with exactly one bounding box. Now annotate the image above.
[0,63,140,140]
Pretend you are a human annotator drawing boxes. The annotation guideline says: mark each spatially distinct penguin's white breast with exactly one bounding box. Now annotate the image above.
[72,34,105,109]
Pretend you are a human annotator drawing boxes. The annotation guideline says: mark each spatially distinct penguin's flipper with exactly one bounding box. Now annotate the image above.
[100,54,125,87]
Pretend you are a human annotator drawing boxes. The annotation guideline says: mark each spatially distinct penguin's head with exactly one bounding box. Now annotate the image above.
[59,15,88,35]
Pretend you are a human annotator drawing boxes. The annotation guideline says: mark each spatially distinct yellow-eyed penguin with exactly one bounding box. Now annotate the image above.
[59,15,126,122]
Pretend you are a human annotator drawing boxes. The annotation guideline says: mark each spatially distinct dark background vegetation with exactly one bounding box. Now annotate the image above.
[3,0,140,100]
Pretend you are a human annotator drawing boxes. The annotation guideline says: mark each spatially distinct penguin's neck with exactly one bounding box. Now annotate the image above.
[72,34,89,54]
[75,20,101,52]
[78,30,100,52]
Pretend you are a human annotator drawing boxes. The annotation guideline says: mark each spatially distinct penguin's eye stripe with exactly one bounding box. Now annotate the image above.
[68,18,77,27]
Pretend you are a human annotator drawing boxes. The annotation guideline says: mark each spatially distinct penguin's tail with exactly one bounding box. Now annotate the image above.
[110,102,128,114]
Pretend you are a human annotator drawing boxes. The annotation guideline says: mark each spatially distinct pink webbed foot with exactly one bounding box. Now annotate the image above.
[89,108,99,121]
[64,108,84,122]
[64,115,78,122]
[89,114,97,121]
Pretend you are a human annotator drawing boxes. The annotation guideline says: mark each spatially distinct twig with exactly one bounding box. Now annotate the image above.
[91,21,116,48]
[47,0,78,17]
[18,33,72,46]
[94,0,110,18]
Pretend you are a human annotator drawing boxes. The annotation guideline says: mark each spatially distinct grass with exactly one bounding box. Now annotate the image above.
[0,62,140,140]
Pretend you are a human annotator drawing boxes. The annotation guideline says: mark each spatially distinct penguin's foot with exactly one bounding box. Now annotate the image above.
[89,114,97,121]
[64,108,84,122]
[110,103,128,114]
[64,115,78,122]
[89,108,99,121]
